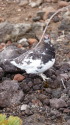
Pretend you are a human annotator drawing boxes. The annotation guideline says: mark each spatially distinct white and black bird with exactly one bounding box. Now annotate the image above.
[10,35,55,81]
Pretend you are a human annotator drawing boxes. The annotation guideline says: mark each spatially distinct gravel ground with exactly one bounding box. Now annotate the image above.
[0,0,70,125]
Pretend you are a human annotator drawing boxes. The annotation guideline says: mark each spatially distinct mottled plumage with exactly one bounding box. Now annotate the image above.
[10,35,55,81]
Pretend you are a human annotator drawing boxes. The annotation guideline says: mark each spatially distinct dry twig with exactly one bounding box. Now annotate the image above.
[35,5,70,48]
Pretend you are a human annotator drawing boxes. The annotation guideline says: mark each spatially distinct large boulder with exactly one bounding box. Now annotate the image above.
[0,45,26,72]
[0,80,24,107]
[0,21,31,42]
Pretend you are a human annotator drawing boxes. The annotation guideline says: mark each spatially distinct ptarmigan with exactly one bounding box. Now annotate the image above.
[10,35,55,81]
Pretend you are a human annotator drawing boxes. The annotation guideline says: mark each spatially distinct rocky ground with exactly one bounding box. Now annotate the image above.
[0,0,70,125]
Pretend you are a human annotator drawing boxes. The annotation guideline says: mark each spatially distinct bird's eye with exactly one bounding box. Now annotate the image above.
[44,35,50,40]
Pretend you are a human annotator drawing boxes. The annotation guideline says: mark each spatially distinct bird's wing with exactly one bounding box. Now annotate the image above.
[10,47,45,68]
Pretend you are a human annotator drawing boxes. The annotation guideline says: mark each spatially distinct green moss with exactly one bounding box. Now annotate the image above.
[0,114,22,125]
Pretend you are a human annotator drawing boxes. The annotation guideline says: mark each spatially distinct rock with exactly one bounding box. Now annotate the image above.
[20,80,31,93]
[67,79,70,88]
[63,108,70,114]
[50,98,67,109]
[60,73,69,80]
[0,45,25,72]
[61,94,69,102]
[52,88,62,98]
[23,114,46,125]
[29,2,37,7]
[0,45,23,61]
[12,23,31,39]
[62,10,70,19]
[13,74,25,81]
[33,11,45,22]
[45,88,52,94]
[0,80,24,107]
[32,99,42,107]
[61,12,70,33]
[50,109,61,118]
[17,38,29,47]
[38,94,47,101]
[43,7,56,20]
[58,1,69,8]
[33,85,41,90]
[0,17,4,22]
[0,21,31,42]
[43,99,50,105]
[0,22,13,42]
[37,11,45,20]
[59,63,70,73]
[17,44,23,48]
[53,16,60,23]
[19,0,28,6]
[67,120,70,125]
[0,43,5,50]
[0,22,45,42]
[59,19,70,31]
[28,38,38,45]
[31,22,44,39]
[21,104,28,111]
[29,0,43,7]
[33,16,41,22]
[6,0,18,3]
[6,41,12,46]
[52,0,58,3]
[17,8,21,12]
[63,49,70,54]
[1,43,6,47]
[46,0,52,3]
[0,67,4,79]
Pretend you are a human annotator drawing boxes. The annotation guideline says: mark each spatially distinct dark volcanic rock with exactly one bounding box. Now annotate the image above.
[0,80,24,107]
[0,21,31,42]
[0,67,4,79]
[20,80,31,93]
[58,19,70,31]
[0,45,25,72]
[50,98,67,109]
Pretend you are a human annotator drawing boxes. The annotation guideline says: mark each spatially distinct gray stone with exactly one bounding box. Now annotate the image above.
[58,19,70,31]
[60,73,69,80]
[67,120,70,125]
[0,45,25,72]
[0,21,13,42]
[19,0,28,6]
[0,21,31,42]
[59,10,70,31]
[31,22,44,39]
[12,23,31,38]
[0,67,4,79]
[0,21,44,43]
[52,88,62,98]
[50,98,67,109]
[21,104,28,111]
[33,16,41,22]
[37,11,45,19]
[29,0,43,7]
[23,114,46,125]
[0,80,24,107]
[17,38,29,47]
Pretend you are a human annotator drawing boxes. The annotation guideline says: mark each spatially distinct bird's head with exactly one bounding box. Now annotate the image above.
[44,35,51,44]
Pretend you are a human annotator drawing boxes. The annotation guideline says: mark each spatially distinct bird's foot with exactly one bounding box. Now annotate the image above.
[39,73,50,81]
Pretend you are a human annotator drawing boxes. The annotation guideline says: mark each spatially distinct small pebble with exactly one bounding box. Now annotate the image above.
[28,38,37,45]
[21,104,28,111]
[50,98,67,109]
[58,1,69,8]
[13,74,25,82]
